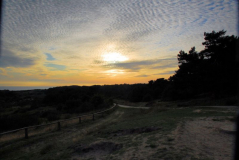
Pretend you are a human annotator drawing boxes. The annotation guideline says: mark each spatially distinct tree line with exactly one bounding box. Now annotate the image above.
[168,30,238,99]
[96,30,238,102]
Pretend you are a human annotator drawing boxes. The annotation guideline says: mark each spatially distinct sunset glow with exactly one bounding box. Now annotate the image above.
[102,52,128,63]
[0,0,237,90]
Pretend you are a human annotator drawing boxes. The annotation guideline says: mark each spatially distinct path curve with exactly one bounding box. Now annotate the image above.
[117,104,150,109]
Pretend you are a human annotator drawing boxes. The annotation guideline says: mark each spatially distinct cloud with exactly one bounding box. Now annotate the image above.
[45,53,56,61]
[4,0,237,51]
[1,0,237,85]
[104,60,155,71]
[28,78,63,82]
[154,71,176,75]
[2,1,237,63]
[151,63,177,70]
[70,69,87,72]
[169,47,182,52]
[49,47,56,50]
[0,49,37,68]
[104,57,177,72]
[2,0,111,46]
[135,74,149,77]
[2,42,37,53]
[94,60,104,64]
[19,46,36,53]
[104,0,237,51]
[44,63,66,71]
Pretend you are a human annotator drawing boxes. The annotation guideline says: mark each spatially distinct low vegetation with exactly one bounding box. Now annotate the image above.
[0,100,237,160]
[0,87,113,132]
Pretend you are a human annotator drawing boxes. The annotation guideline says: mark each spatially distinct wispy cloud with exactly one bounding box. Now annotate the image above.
[135,74,149,77]
[104,0,237,44]
[3,0,237,52]
[103,57,177,72]
[154,71,176,75]
[151,63,177,70]
[0,49,37,68]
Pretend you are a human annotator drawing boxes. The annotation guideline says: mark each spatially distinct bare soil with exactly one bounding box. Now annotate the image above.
[69,107,237,160]
[172,117,235,160]
[71,142,123,160]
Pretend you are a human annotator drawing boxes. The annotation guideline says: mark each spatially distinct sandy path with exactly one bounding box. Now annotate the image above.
[197,106,239,110]
[117,104,150,109]
[172,117,236,160]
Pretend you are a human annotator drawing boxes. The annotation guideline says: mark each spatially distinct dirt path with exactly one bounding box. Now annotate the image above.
[54,110,125,144]
[117,104,150,109]
[197,106,239,110]
[172,117,236,160]
[69,110,125,160]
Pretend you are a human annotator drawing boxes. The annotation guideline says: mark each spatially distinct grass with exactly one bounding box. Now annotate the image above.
[40,144,54,155]
[0,102,237,160]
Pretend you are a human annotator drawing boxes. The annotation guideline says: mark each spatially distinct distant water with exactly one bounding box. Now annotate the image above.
[0,86,52,91]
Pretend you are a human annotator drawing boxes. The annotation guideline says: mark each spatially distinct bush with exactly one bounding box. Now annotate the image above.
[91,94,104,109]
[0,113,39,132]
[79,102,94,112]
[41,110,60,121]
[64,99,81,113]
[143,94,152,102]
[226,97,238,105]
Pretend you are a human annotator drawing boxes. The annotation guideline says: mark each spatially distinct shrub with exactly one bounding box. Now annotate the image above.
[41,110,60,121]
[143,94,152,102]
[226,97,238,105]
[0,113,39,132]
[91,94,104,109]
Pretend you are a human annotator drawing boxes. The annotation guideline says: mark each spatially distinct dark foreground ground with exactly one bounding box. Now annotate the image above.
[0,100,238,160]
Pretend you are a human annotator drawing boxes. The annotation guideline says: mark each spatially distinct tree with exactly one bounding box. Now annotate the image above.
[201,30,238,95]
[201,30,238,64]
[170,30,238,99]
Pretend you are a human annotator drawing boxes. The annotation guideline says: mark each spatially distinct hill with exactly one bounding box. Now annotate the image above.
[0,100,237,160]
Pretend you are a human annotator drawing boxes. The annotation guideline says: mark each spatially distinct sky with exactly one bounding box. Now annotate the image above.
[0,0,238,90]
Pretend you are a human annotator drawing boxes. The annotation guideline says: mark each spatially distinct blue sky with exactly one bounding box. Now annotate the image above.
[0,0,238,88]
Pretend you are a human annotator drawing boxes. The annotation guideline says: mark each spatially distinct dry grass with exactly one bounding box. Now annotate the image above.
[0,108,112,143]
[0,101,237,160]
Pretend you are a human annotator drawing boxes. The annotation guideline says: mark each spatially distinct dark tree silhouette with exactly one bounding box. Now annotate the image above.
[169,30,238,99]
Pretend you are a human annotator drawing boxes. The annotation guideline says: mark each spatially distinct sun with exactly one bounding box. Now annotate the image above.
[102,52,128,63]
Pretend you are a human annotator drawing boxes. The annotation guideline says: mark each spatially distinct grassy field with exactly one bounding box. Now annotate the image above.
[0,101,237,160]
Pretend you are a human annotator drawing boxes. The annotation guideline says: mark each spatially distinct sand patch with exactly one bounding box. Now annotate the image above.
[172,117,235,160]
[193,109,201,113]
[71,141,122,160]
